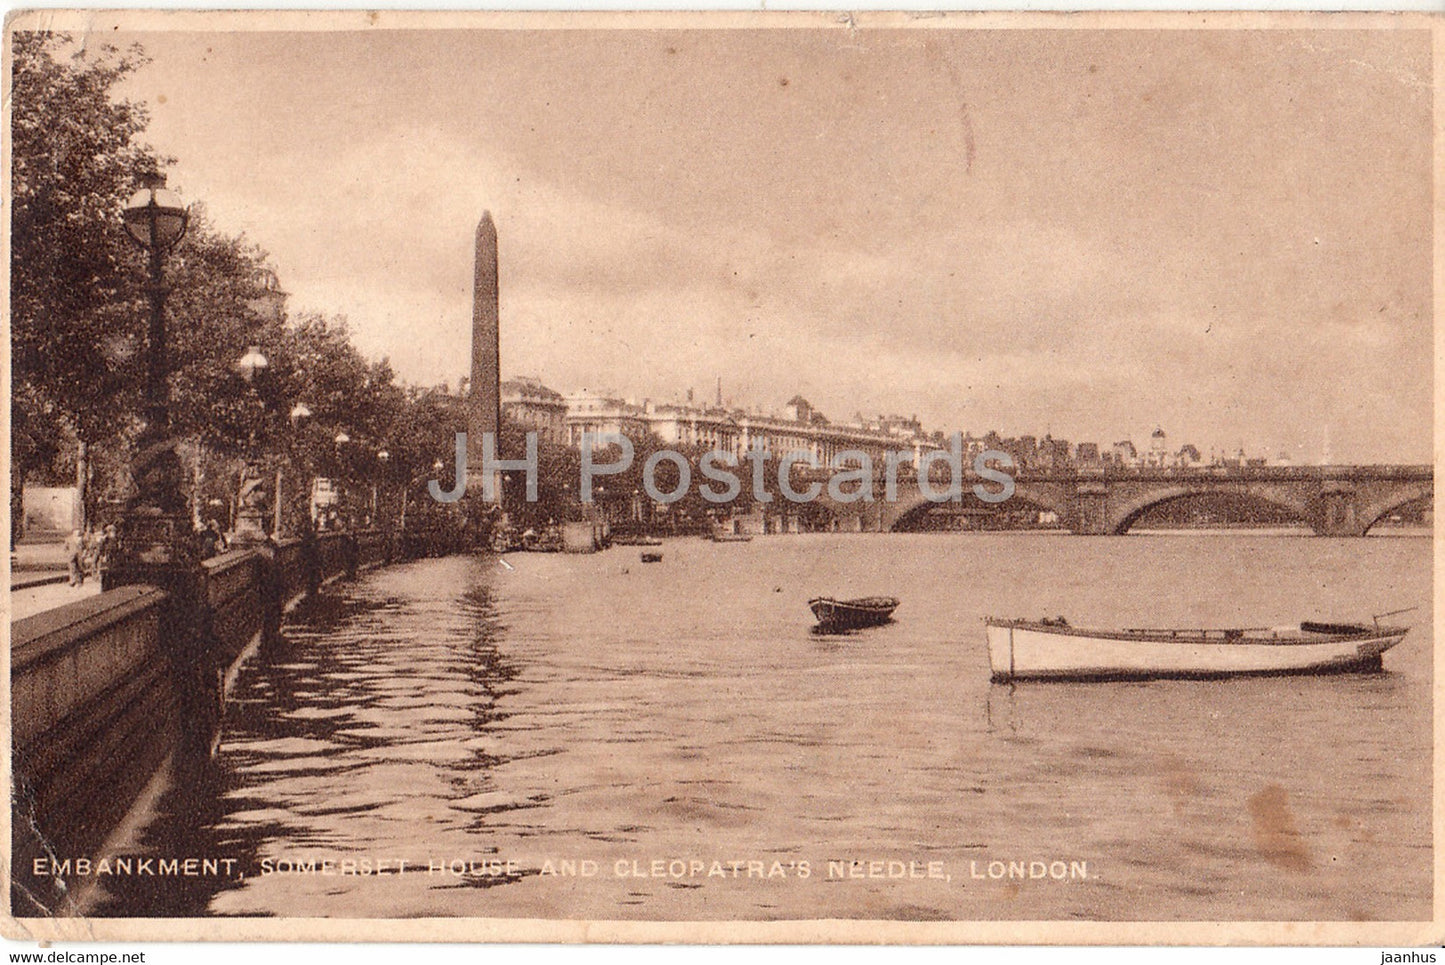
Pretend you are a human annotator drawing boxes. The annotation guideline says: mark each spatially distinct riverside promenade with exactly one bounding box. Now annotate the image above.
[10,581,102,619]
[8,527,453,916]
[8,541,101,618]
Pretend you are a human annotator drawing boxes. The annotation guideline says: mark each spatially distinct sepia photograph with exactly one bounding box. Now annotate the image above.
[4,10,1438,945]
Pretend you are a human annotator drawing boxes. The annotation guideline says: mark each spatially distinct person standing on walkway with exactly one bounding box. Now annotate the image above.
[92,524,116,580]
[64,529,85,586]
[209,518,229,553]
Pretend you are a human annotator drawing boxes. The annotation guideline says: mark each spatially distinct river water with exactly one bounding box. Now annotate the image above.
[91,532,1431,921]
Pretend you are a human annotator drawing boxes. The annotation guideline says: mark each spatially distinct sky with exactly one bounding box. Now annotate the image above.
[83,17,1433,463]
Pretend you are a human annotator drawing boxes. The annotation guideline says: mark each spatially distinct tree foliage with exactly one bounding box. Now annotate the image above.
[163,209,288,455]
[9,33,501,539]
[11,31,159,454]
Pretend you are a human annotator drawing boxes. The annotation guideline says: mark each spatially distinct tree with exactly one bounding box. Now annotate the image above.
[9,383,66,544]
[11,32,159,437]
[11,33,485,542]
[12,34,312,529]
[378,384,466,527]
[163,209,288,458]
[498,419,583,529]
[11,32,162,529]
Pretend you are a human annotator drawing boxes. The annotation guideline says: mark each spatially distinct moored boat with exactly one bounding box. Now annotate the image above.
[985,616,1410,682]
[810,596,900,631]
[614,535,663,546]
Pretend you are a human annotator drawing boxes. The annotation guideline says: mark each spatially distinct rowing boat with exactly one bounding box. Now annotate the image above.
[984,617,1409,682]
[810,596,900,631]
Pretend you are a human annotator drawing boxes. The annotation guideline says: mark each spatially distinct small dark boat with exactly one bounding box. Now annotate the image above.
[711,533,753,543]
[809,596,900,631]
[640,551,663,563]
[615,535,664,546]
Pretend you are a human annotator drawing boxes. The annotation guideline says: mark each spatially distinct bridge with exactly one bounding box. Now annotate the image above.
[791,465,1433,537]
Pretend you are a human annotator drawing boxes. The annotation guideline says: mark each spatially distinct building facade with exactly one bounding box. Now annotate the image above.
[555,389,940,469]
[501,377,568,444]
[508,378,1232,478]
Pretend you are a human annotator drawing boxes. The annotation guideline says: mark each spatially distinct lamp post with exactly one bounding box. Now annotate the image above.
[331,430,351,529]
[281,402,312,537]
[237,345,268,381]
[593,483,608,548]
[107,172,191,587]
[396,457,444,533]
[124,171,190,456]
[373,449,389,527]
[108,171,225,757]
[232,345,272,544]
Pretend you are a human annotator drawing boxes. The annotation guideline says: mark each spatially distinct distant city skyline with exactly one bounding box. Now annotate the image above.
[501,371,1320,465]
[104,18,1431,464]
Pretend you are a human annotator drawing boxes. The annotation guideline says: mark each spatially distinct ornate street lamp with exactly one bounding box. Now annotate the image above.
[327,430,351,528]
[232,346,272,544]
[123,172,189,445]
[237,345,269,383]
[279,402,313,537]
[106,172,192,586]
[372,449,390,525]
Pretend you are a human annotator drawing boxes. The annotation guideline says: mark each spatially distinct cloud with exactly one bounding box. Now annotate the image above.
[114,26,1431,463]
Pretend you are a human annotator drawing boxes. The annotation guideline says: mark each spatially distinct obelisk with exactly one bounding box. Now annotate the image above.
[468,212,501,502]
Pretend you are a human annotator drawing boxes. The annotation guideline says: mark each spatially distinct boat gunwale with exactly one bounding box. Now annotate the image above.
[810,596,901,612]
[984,617,1407,647]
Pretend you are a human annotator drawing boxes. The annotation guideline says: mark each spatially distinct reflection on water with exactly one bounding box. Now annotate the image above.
[92,535,1431,921]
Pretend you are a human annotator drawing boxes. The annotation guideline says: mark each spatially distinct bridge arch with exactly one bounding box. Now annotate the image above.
[887,481,1072,533]
[1011,482,1073,523]
[1359,487,1433,535]
[1108,486,1313,536]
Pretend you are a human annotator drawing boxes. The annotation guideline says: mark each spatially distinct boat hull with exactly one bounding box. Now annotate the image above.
[811,597,899,631]
[986,621,1407,682]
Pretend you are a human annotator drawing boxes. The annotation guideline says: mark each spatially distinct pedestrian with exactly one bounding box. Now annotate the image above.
[197,522,218,559]
[208,518,229,553]
[82,526,102,580]
[64,529,85,586]
[93,523,117,579]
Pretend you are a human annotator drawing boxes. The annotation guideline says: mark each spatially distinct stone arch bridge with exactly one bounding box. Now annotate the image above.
[798,466,1432,537]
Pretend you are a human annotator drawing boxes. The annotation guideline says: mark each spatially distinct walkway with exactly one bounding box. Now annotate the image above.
[10,580,103,621]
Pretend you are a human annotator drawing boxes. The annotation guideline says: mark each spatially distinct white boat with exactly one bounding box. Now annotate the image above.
[985,617,1410,682]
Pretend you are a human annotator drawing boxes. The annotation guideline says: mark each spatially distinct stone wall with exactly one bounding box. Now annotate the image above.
[9,529,396,915]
